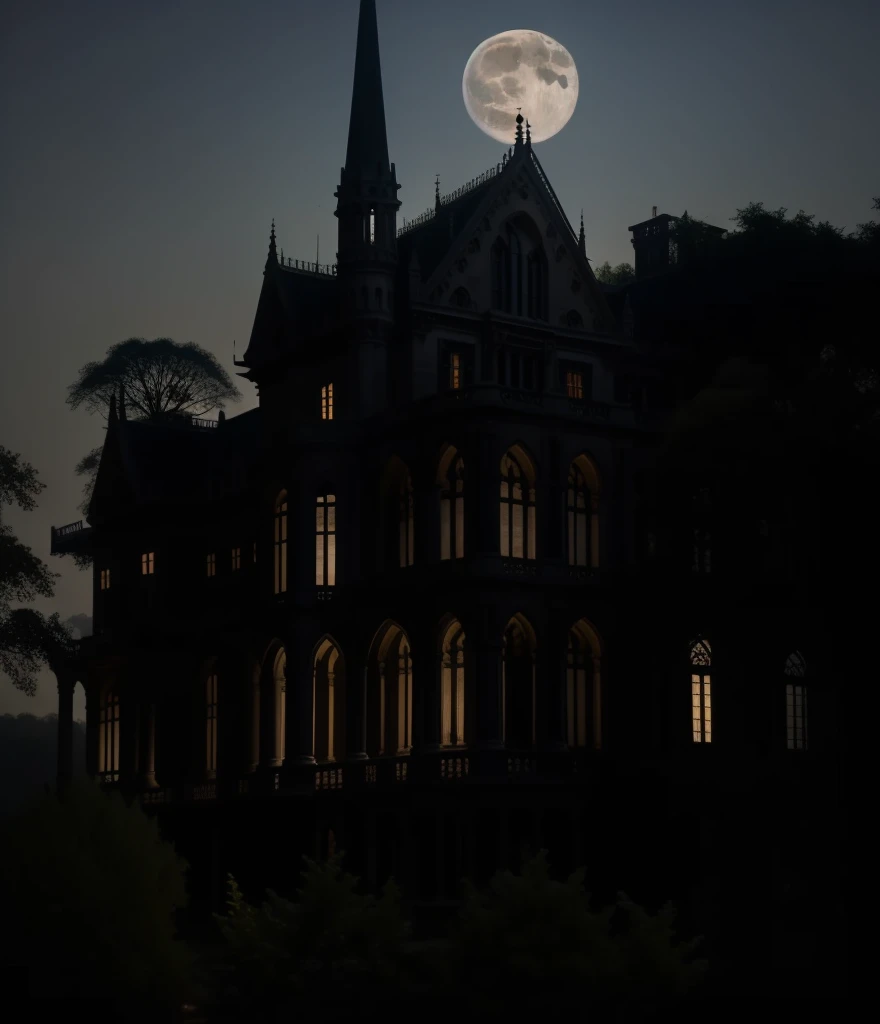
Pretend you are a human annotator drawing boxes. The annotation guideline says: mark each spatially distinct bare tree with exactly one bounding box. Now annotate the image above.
[67,337,241,421]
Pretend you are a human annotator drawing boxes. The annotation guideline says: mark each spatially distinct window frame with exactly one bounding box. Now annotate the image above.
[321,383,334,421]
[274,491,288,594]
[140,551,155,576]
[500,449,536,560]
[689,638,712,744]
[316,490,337,587]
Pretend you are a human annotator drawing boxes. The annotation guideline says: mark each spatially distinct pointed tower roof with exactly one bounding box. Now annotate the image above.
[578,211,586,256]
[265,219,277,270]
[343,0,390,180]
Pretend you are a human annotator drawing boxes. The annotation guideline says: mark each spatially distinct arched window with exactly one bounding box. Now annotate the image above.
[273,648,287,765]
[314,638,344,762]
[98,688,120,779]
[399,472,414,568]
[502,615,536,748]
[568,619,602,749]
[316,491,336,586]
[492,219,547,319]
[500,446,536,559]
[438,446,464,560]
[206,670,218,778]
[369,622,413,755]
[690,638,712,744]
[274,491,288,595]
[567,455,601,570]
[784,651,808,751]
[441,618,466,746]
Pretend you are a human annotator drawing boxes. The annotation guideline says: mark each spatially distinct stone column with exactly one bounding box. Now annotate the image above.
[411,621,440,752]
[542,614,569,751]
[474,431,500,556]
[473,607,504,753]
[286,623,316,766]
[55,667,76,790]
[84,678,100,778]
[142,701,158,788]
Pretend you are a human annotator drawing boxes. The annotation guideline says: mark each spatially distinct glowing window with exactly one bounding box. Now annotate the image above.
[441,620,466,746]
[567,465,591,568]
[100,568,111,590]
[369,210,376,245]
[690,638,712,744]
[567,371,584,399]
[784,651,808,751]
[321,383,334,421]
[98,690,120,778]
[231,547,241,572]
[206,553,216,577]
[316,492,336,587]
[206,673,218,777]
[450,352,461,390]
[141,552,155,575]
[397,640,413,753]
[500,449,536,560]
[399,473,414,568]
[567,635,588,748]
[274,492,288,594]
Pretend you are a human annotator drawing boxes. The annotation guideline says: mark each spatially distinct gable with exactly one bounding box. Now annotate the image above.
[414,150,616,333]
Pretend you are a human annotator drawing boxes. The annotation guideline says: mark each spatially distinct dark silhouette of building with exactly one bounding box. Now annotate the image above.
[50,0,842,993]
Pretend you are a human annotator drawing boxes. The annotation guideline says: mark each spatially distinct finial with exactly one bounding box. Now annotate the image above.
[578,210,586,256]
[435,174,441,213]
[266,219,278,267]
[515,108,524,147]
[525,120,532,148]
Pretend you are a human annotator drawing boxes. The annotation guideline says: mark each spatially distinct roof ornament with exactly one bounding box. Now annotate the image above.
[435,174,441,213]
[515,109,524,148]
[525,119,532,149]
[266,219,278,268]
[578,210,586,256]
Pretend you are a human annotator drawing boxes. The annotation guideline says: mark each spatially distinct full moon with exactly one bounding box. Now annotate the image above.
[462,30,579,144]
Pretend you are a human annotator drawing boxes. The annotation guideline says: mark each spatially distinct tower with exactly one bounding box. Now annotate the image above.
[334,0,401,325]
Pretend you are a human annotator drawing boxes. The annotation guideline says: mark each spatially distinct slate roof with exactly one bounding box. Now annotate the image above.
[113,408,262,506]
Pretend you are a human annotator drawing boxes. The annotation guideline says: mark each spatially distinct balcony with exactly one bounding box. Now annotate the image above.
[50,519,93,555]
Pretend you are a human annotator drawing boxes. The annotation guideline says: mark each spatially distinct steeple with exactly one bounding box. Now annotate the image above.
[515,110,525,148]
[265,219,277,270]
[335,0,401,318]
[343,0,391,180]
[578,211,586,257]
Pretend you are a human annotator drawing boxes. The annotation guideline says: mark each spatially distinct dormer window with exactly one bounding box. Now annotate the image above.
[321,383,334,421]
[100,568,111,590]
[141,552,155,575]
[206,553,216,577]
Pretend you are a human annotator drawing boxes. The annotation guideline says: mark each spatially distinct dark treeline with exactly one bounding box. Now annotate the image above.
[0,714,86,816]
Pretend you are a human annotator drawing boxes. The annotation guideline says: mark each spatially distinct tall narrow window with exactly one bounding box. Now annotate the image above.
[397,639,413,752]
[369,209,376,245]
[500,448,536,560]
[567,466,591,568]
[100,568,111,590]
[441,620,466,746]
[690,639,712,744]
[567,371,584,399]
[567,635,588,748]
[206,553,216,577]
[231,547,241,572]
[316,492,336,586]
[502,616,536,748]
[141,552,155,575]
[450,352,461,390]
[274,491,288,594]
[784,651,808,751]
[206,672,218,777]
[321,383,334,421]
[509,226,523,316]
[399,473,414,568]
[314,639,342,762]
[439,448,464,560]
[98,689,120,779]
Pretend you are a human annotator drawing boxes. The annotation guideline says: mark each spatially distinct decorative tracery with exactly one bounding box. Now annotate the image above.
[784,650,808,751]
[500,447,536,560]
[690,638,712,743]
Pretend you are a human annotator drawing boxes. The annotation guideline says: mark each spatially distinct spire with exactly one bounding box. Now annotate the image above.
[343,0,390,180]
[265,219,277,269]
[435,174,441,213]
[578,210,586,256]
[515,109,524,148]
[525,120,532,149]
[118,382,127,421]
[108,393,117,427]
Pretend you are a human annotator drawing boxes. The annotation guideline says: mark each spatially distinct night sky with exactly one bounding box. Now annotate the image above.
[1,0,877,716]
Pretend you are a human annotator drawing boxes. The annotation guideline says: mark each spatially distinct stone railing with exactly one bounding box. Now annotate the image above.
[398,163,504,237]
[190,416,219,429]
[278,257,337,276]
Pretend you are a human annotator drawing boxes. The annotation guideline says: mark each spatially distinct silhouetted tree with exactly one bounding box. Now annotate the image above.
[68,336,241,421]
[0,446,74,694]
[0,713,86,816]
[594,260,636,285]
[0,782,193,1010]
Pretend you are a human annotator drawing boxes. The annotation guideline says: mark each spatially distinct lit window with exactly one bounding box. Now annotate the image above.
[316,492,336,587]
[206,553,216,577]
[567,635,588,748]
[141,552,155,575]
[399,473,414,568]
[206,673,218,777]
[441,620,466,746]
[690,639,712,743]
[450,352,461,390]
[439,448,464,561]
[231,547,241,572]
[369,209,376,245]
[100,568,111,590]
[321,383,334,421]
[567,371,584,399]
[500,448,536,560]
[567,465,590,568]
[784,651,808,751]
[98,689,120,778]
[274,492,288,594]
[314,639,341,762]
